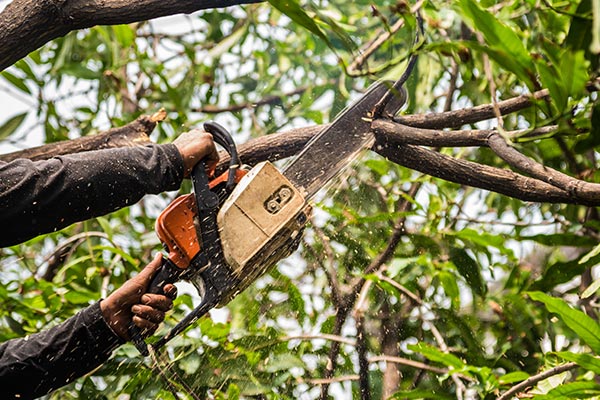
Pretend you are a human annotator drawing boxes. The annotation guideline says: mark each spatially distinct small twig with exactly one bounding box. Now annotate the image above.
[476,32,504,129]
[282,334,357,346]
[37,231,109,280]
[443,59,459,113]
[355,312,371,400]
[313,226,342,304]
[347,0,426,74]
[377,274,423,305]
[195,86,310,114]
[497,362,578,400]
[371,10,424,118]
[308,375,360,385]
[369,355,448,375]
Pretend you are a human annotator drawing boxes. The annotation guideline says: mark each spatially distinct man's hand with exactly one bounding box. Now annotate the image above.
[173,129,220,177]
[100,253,178,341]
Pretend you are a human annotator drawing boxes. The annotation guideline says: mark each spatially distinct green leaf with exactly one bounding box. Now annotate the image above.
[581,277,600,299]
[452,228,505,247]
[528,292,600,353]
[565,0,593,53]
[438,270,460,309]
[207,22,249,59]
[559,50,589,99]
[96,217,114,241]
[61,64,100,80]
[537,50,589,113]
[387,256,421,279]
[408,342,465,370]
[533,381,600,399]
[268,0,335,54]
[555,352,600,374]
[531,253,600,292]
[4,316,25,336]
[520,233,598,248]
[580,242,600,264]
[592,102,600,140]
[0,112,27,140]
[498,371,529,385]
[1,71,31,94]
[262,353,305,373]
[449,247,487,297]
[93,245,137,266]
[112,25,136,48]
[536,59,564,114]
[455,0,534,89]
[64,290,97,305]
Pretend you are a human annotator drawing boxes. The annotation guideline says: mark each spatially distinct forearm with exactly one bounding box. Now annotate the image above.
[0,302,124,398]
[0,143,184,246]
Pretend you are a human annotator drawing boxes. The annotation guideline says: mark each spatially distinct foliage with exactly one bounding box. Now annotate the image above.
[1,0,600,399]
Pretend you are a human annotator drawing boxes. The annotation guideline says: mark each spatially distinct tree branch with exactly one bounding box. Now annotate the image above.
[374,130,597,206]
[487,133,600,202]
[0,109,165,162]
[395,88,550,129]
[195,86,310,114]
[369,355,447,375]
[0,0,263,71]
[347,0,426,75]
[497,362,578,400]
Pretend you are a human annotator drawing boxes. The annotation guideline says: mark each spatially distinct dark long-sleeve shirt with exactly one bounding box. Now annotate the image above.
[0,143,184,247]
[0,302,124,398]
[0,144,185,398]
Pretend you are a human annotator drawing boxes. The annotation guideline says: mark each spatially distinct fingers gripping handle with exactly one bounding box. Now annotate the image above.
[129,258,184,356]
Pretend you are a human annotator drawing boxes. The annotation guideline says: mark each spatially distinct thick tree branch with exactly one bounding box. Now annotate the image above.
[0,110,165,162]
[375,138,592,205]
[0,0,263,71]
[488,133,600,202]
[395,88,550,129]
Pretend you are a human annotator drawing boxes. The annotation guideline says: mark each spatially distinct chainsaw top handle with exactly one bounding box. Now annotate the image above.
[203,121,240,191]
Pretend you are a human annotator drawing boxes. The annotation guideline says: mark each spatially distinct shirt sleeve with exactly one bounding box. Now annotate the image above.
[0,302,125,398]
[0,143,184,247]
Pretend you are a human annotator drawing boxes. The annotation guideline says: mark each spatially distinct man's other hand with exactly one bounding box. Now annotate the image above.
[100,253,178,340]
[174,128,220,177]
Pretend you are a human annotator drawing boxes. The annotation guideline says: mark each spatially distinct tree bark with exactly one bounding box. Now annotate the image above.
[0,0,263,71]
[0,110,165,162]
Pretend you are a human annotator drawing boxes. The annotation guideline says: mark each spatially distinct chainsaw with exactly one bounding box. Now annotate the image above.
[130,80,406,355]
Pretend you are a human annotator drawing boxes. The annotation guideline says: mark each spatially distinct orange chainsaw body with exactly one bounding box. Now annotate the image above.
[155,169,247,269]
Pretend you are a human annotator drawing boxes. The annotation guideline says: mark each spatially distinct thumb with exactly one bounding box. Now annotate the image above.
[134,253,164,286]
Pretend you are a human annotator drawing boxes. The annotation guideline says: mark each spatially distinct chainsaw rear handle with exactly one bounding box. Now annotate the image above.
[203,121,240,191]
[130,122,238,356]
[130,158,215,356]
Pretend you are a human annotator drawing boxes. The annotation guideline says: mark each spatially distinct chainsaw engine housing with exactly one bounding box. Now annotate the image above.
[217,161,310,301]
